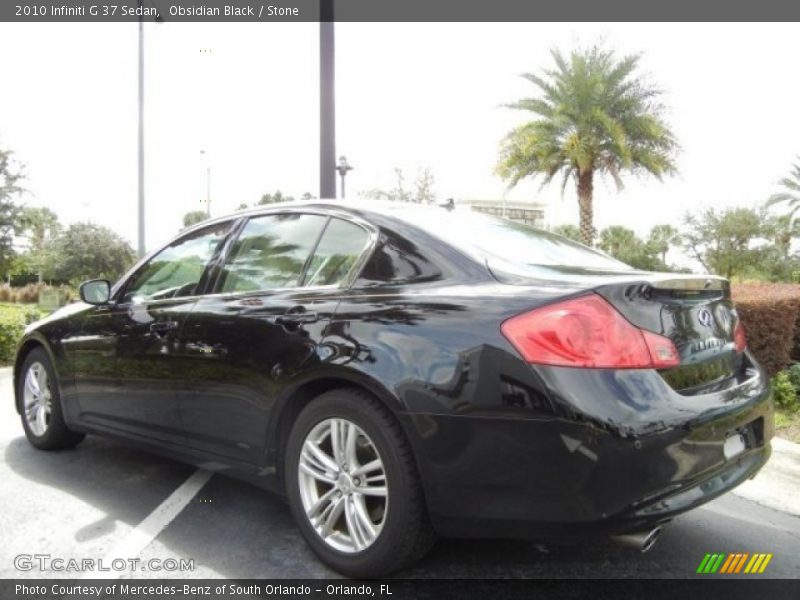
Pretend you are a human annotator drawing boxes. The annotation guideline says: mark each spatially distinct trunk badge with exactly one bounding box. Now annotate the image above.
[698,308,714,327]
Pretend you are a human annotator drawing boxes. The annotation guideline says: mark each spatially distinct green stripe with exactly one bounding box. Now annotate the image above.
[709,553,726,573]
[703,554,719,573]
[697,554,712,574]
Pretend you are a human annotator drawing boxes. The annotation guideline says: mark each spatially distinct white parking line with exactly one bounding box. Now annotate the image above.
[84,469,213,579]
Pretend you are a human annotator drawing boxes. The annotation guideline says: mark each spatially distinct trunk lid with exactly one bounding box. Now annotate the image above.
[489,264,745,392]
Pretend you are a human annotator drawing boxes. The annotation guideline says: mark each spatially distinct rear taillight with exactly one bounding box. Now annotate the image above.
[500,294,680,369]
[733,320,747,353]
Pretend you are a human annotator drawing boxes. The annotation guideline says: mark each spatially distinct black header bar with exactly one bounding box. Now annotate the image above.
[4,0,800,22]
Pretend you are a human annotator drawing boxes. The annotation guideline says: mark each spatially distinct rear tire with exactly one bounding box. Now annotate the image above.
[285,388,436,577]
[18,348,85,450]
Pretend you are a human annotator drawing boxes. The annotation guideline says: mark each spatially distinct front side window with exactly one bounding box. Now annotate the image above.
[122,221,232,303]
[303,218,370,287]
[220,213,327,293]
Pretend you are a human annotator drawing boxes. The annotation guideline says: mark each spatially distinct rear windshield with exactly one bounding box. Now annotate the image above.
[391,208,632,271]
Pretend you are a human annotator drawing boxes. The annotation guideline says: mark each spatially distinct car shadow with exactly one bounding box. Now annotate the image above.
[3,434,334,578]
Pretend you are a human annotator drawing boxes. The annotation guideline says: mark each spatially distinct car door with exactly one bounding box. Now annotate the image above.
[70,220,235,443]
[175,211,374,464]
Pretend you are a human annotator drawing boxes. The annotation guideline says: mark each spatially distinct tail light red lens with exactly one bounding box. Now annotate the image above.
[733,320,747,353]
[500,294,680,369]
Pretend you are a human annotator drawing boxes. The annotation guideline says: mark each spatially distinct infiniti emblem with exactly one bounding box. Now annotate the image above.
[698,308,714,327]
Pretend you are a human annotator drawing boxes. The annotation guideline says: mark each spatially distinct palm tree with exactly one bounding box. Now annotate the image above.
[648,224,681,264]
[598,225,639,257]
[497,46,678,246]
[767,159,800,220]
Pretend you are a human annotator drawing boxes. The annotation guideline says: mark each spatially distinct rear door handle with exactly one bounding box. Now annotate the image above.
[276,308,318,327]
[150,321,179,336]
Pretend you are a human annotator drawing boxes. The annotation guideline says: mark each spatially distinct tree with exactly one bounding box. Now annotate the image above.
[258,190,294,205]
[759,214,800,282]
[19,206,60,283]
[497,45,678,246]
[597,225,665,271]
[551,224,582,242]
[182,210,207,228]
[682,208,767,279]
[412,168,436,204]
[766,158,800,221]
[768,214,800,262]
[0,147,25,279]
[363,168,437,203]
[51,223,136,284]
[647,224,681,264]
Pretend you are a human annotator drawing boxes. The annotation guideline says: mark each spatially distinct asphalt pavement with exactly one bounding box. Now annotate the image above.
[1,367,798,579]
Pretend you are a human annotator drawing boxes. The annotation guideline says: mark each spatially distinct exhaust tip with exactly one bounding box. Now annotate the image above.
[640,526,661,553]
[610,526,662,553]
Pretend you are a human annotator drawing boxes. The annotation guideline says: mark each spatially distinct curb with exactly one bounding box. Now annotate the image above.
[733,437,800,517]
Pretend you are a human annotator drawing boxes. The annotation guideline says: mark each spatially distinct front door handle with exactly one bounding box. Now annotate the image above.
[275,308,318,327]
[149,321,179,336]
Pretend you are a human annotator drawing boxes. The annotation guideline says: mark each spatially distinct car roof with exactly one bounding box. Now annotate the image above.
[231,199,457,221]
[180,199,464,240]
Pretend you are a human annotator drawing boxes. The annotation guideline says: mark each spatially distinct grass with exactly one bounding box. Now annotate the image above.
[775,409,800,443]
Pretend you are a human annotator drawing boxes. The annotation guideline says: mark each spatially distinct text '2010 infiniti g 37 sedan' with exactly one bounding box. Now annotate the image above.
[13,201,772,577]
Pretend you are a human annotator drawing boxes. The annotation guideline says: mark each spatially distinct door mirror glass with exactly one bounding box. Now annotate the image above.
[80,279,111,305]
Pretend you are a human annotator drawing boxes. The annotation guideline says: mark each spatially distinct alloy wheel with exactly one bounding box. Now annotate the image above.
[23,361,52,437]
[297,417,388,553]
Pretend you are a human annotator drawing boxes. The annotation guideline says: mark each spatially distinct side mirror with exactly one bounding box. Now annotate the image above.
[79,279,111,305]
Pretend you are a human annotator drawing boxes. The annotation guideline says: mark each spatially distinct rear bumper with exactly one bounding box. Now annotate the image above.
[400,374,773,540]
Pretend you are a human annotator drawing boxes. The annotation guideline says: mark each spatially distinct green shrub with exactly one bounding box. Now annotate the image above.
[0,307,27,363]
[732,283,800,376]
[772,371,799,412]
[786,363,800,392]
[0,304,46,363]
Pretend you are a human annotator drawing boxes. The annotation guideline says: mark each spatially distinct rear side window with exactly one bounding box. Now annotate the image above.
[219,213,327,292]
[357,230,442,285]
[396,209,630,271]
[303,218,370,287]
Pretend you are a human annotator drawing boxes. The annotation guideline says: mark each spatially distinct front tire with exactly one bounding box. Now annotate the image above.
[18,348,84,450]
[285,388,435,577]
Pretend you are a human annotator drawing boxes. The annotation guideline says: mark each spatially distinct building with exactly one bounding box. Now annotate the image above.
[459,199,546,228]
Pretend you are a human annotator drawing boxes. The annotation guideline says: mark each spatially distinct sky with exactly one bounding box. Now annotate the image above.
[0,22,798,260]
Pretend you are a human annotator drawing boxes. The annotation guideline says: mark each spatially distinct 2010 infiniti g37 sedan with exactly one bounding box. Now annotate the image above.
[14,201,772,577]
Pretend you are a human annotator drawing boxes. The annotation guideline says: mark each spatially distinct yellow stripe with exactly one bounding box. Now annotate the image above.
[751,554,766,573]
[720,554,736,573]
[754,554,768,573]
[744,554,759,573]
[734,553,749,573]
[758,554,773,573]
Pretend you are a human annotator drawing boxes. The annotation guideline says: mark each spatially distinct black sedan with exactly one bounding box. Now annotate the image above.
[13,201,773,577]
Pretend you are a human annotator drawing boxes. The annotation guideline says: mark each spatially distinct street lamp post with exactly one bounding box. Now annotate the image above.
[336,155,353,199]
[137,0,145,257]
[136,0,163,257]
[319,0,336,200]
